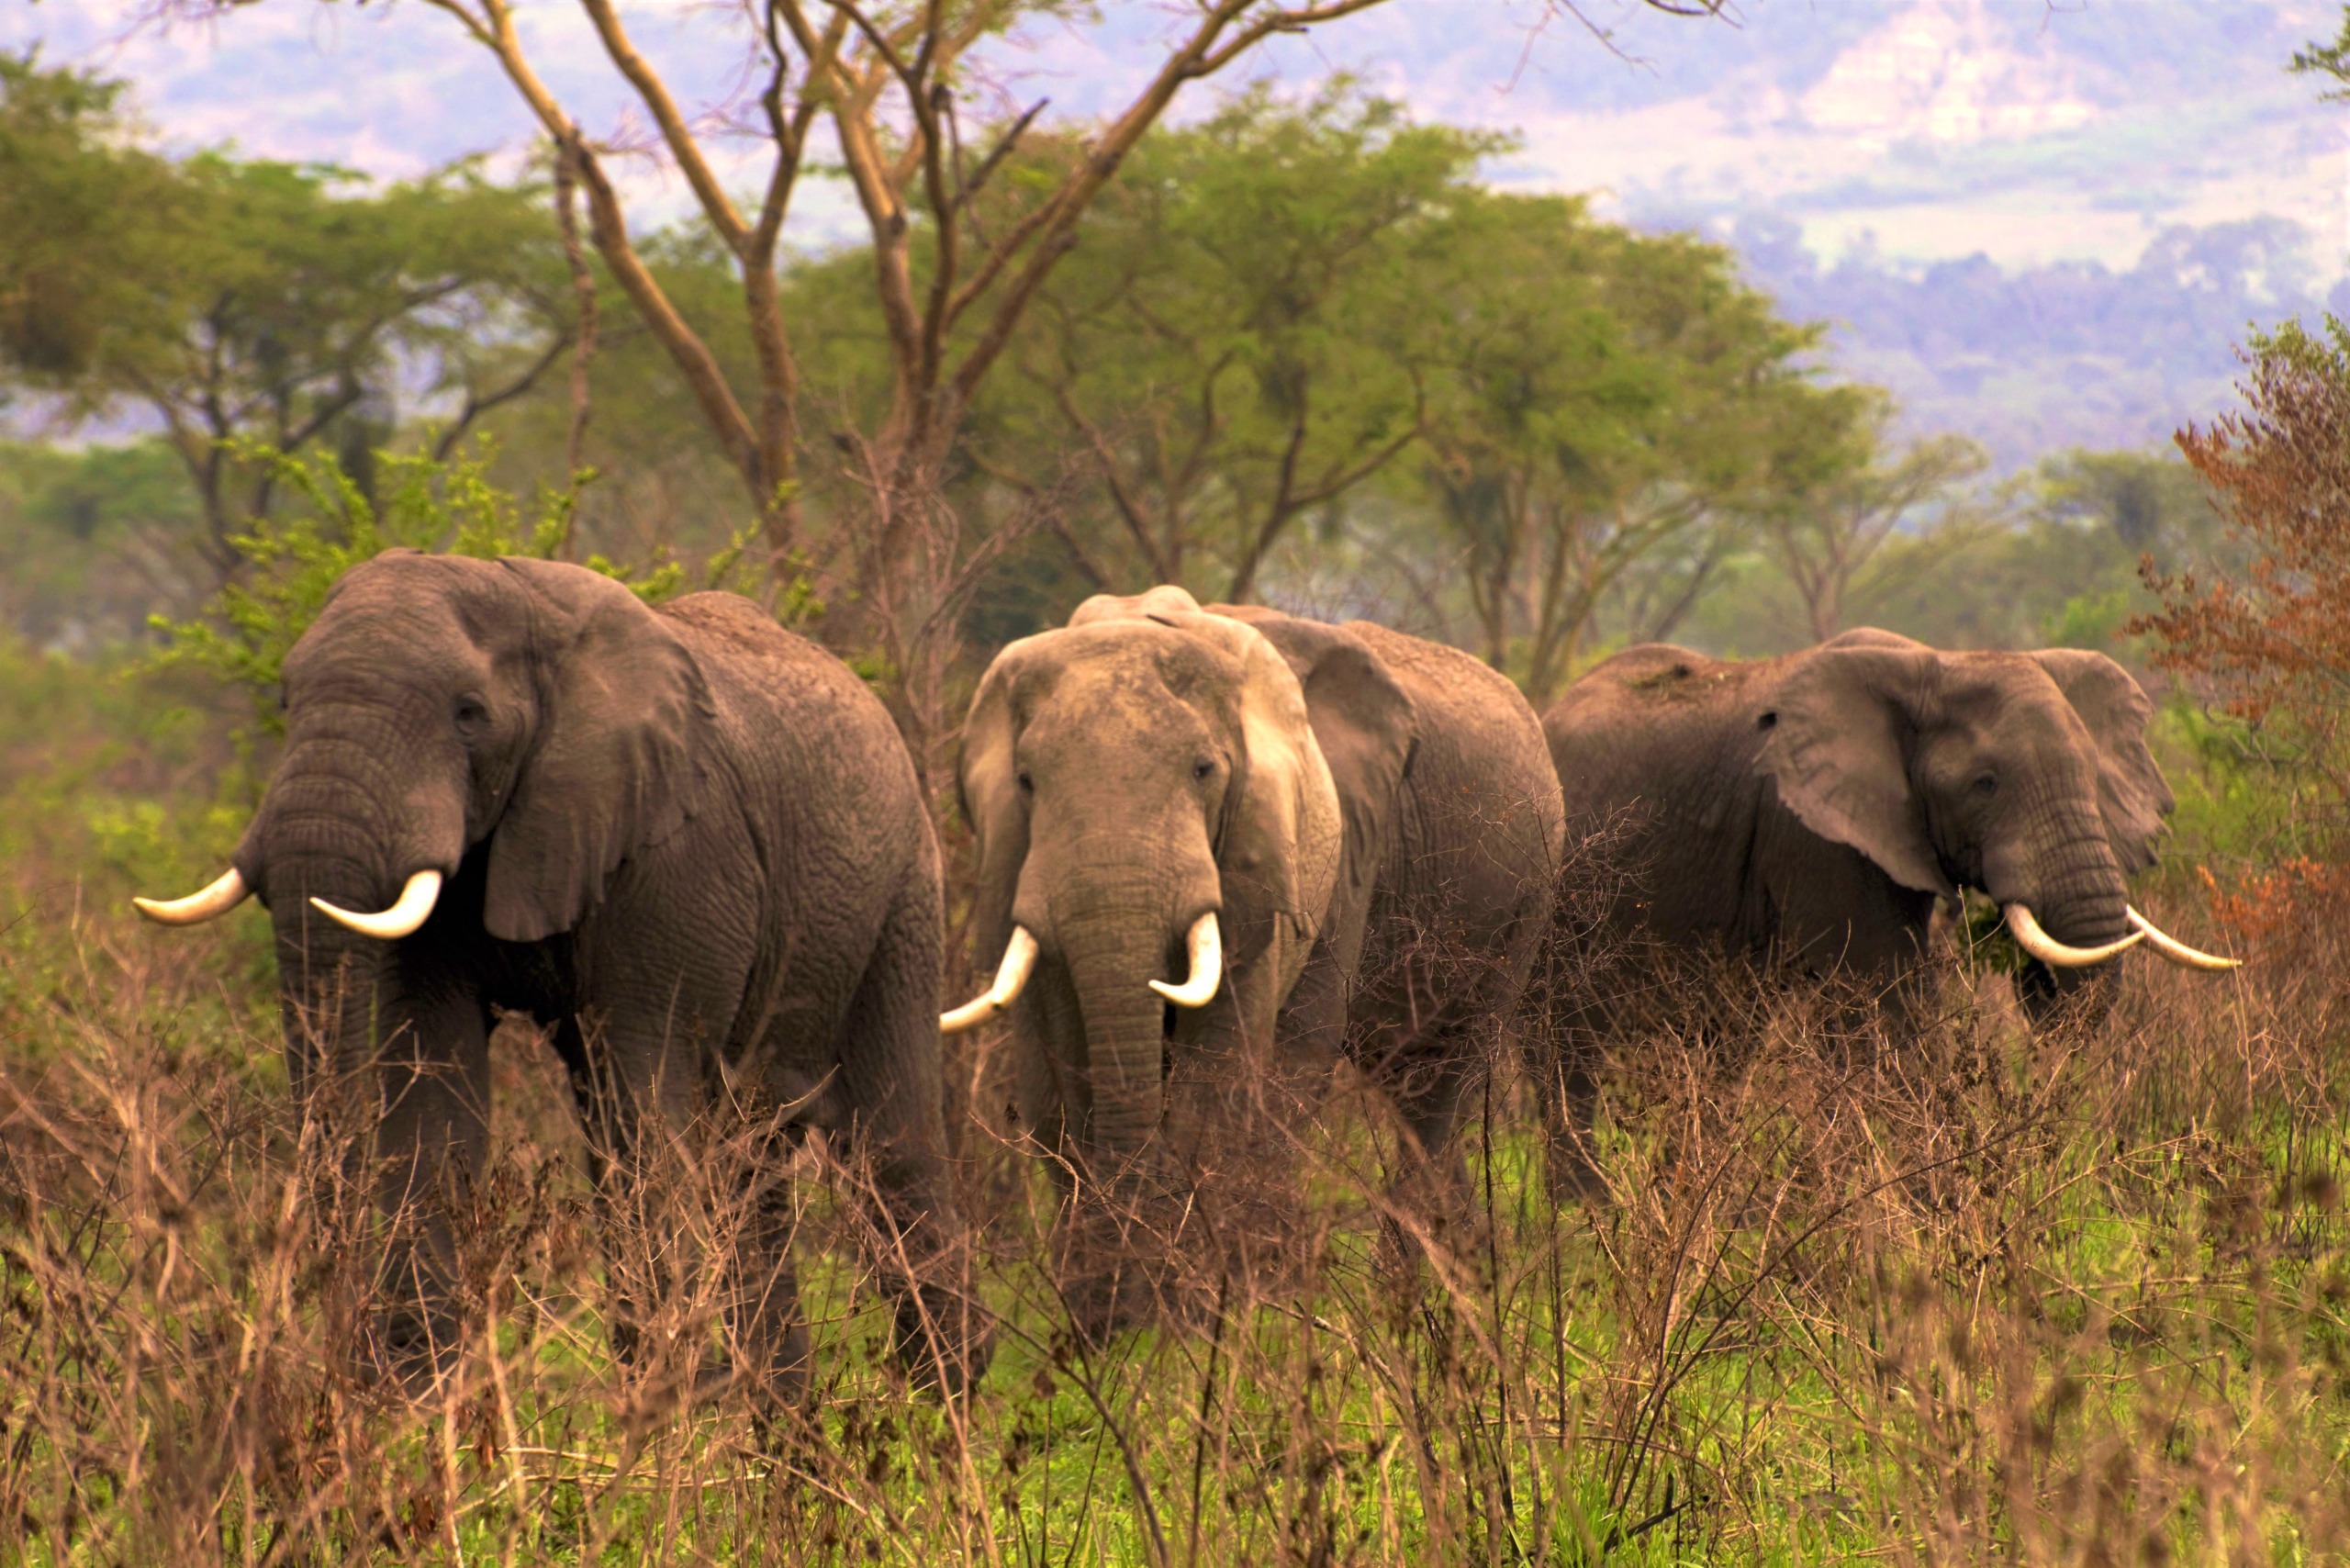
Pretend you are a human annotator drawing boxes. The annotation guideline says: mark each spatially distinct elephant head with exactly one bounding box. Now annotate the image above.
[136,550,711,1084]
[946,586,1371,1190]
[1754,633,2232,1005]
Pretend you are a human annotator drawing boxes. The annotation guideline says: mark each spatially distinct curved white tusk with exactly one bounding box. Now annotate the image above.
[133,868,251,926]
[2126,905,2244,971]
[309,869,443,941]
[1149,912,1223,1008]
[941,925,1039,1034]
[2003,902,2144,968]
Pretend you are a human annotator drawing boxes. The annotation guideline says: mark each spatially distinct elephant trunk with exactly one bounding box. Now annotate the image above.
[1990,793,2132,1013]
[1054,890,1182,1182]
[235,734,464,1098]
[2021,818,2131,951]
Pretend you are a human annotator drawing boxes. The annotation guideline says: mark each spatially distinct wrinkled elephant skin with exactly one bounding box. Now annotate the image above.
[1539,627,2181,1191]
[956,587,1563,1338]
[140,551,983,1403]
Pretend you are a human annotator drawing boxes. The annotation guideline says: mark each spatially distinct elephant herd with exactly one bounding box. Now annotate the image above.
[132,553,2240,1409]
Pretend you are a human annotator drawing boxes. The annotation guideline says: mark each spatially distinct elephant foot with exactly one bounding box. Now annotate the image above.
[892,1285,995,1397]
[375,1304,466,1397]
[1544,1143,1612,1206]
[1059,1259,1162,1348]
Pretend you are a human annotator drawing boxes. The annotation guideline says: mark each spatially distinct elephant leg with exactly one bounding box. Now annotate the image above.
[830,879,990,1395]
[551,1010,708,1398]
[724,1159,811,1414]
[369,980,494,1384]
[1357,1002,1484,1260]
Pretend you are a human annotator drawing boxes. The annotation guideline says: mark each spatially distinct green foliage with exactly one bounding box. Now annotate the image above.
[0,438,203,649]
[2040,587,2135,650]
[2291,5,2350,96]
[149,442,659,734]
[1411,197,1869,694]
[939,83,1508,611]
[0,51,573,572]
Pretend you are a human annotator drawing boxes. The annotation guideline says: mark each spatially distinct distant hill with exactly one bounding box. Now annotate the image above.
[1703,211,2348,468]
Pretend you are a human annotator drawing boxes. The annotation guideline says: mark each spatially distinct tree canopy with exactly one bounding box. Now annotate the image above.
[0,49,2234,716]
[0,54,573,579]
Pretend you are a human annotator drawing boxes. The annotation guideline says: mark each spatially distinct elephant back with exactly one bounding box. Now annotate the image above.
[1343,622,1565,902]
[1222,610,1570,1043]
[1543,643,1802,941]
[1543,644,1778,823]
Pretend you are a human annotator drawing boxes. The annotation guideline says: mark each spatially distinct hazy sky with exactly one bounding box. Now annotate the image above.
[9,0,2346,278]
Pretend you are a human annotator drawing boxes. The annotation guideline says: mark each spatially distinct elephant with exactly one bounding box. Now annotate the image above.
[1537,627,2239,1184]
[944,586,1564,1329]
[135,550,983,1402]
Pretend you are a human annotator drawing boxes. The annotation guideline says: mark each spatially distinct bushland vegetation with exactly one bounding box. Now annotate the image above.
[3,10,2349,1562]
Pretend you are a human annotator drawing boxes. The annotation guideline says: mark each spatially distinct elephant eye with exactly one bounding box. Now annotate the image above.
[1972,772,1998,798]
[1756,711,1778,732]
[1192,759,1215,782]
[1016,771,1034,795]
[453,697,489,729]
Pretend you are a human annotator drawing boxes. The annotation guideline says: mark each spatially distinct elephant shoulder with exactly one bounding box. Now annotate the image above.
[662,592,867,700]
[659,591,918,788]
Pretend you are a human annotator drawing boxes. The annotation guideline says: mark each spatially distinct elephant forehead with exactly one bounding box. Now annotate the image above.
[293,582,474,678]
[1935,655,2088,735]
[1013,622,1243,709]
[311,553,525,650]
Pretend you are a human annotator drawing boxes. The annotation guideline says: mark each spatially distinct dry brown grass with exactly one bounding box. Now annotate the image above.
[3,665,2348,1564]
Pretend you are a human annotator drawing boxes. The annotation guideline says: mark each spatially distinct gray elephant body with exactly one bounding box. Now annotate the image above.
[1538,629,2175,1177]
[227,552,970,1393]
[958,589,1561,1326]
[1267,617,1568,1147]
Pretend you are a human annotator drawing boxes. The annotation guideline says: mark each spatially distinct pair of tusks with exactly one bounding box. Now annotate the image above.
[2003,902,2240,970]
[140,870,2241,982]
[940,912,1224,1034]
[132,868,444,941]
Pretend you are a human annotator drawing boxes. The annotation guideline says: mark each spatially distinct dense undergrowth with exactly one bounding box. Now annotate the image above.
[0,640,2344,1565]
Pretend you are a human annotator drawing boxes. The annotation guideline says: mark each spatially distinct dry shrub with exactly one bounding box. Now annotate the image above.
[5,810,2350,1562]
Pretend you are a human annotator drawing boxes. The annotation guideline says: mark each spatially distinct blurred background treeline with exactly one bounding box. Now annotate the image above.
[0,51,2234,699]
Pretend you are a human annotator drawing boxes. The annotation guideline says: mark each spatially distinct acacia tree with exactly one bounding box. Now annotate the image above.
[971,85,1494,601]
[0,56,573,582]
[364,2,1718,595]
[1421,205,1861,700]
[1755,415,1989,643]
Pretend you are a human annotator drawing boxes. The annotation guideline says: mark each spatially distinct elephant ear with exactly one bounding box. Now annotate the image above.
[1208,605,1416,978]
[2031,648,2173,874]
[1754,646,1956,899]
[484,560,714,943]
[956,640,1036,963]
